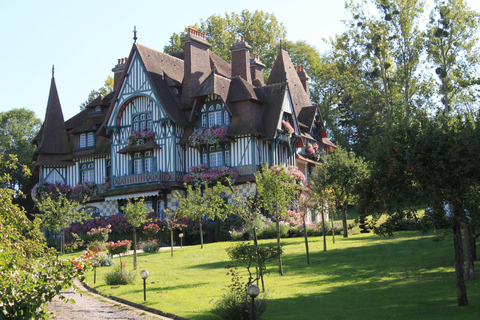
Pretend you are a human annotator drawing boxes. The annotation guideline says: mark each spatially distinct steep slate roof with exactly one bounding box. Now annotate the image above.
[254,83,288,139]
[267,50,313,127]
[135,44,190,125]
[32,77,72,168]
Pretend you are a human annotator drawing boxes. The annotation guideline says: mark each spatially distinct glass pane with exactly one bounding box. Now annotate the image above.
[147,121,153,130]
[225,150,230,166]
[144,158,152,173]
[80,134,86,148]
[224,111,230,126]
[134,159,142,174]
[133,122,139,131]
[87,133,94,147]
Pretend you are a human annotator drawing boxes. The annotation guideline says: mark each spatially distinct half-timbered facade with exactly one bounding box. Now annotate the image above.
[32,29,335,217]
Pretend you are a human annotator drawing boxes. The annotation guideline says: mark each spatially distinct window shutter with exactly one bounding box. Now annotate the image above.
[152,156,158,172]
[128,160,132,174]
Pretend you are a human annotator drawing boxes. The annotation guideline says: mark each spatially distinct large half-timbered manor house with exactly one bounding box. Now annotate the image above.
[32,29,335,218]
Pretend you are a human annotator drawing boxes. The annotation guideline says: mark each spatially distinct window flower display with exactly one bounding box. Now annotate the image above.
[31,181,72,201]
[127,127,156,146]
[188,125,227,147]
[183,163,239,186]
[282,120,295,135]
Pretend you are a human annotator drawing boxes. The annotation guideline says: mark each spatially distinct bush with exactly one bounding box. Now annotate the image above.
[141,240,158,253]
[213,265,269,320]
[87,240,106,252]
[99,254,114,267]
[104,265,135,285]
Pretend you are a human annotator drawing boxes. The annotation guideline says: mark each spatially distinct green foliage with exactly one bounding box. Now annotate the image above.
[0,108,41,214]
[0,156,83,318]
[165,10,286,77]
[426,0,480,113]
[173,181,229,248]
[79,76,114,109]
[104,264,136,285]
[35,192,92,255]
[213,265,269,320]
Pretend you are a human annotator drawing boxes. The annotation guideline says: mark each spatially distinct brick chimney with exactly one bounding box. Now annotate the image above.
[112,57,128,93]
[250,53,265,87]
[181,28,212,108]
[295,65,310,98]
[230,36,252,83]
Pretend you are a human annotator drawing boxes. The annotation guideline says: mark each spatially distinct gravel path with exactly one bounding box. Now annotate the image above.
[48,279,172,320]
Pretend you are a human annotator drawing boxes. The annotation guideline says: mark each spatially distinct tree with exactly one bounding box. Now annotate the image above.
[0,155,84,318]
[255,164,303,275]
[35,193,91,255]
[427,0,480,114]
[79,76,114,109]
[173,181,228,249]
[312,148,368,238]
[358,114,480,306]
[164,10,287,77]
[0,108,41,213]
[122,197,150,270]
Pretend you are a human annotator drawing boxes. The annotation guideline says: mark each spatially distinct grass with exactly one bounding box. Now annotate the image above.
[80,230,480,320]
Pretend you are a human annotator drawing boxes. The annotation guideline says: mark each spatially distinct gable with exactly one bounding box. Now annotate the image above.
[107,51,164,128]
[278,89,300,135]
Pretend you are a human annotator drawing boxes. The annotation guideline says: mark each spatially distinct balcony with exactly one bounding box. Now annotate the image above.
[112,171,161,188]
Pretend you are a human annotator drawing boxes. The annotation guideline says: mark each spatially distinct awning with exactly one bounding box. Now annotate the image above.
[296,154,320,165]
[105,190,160,201]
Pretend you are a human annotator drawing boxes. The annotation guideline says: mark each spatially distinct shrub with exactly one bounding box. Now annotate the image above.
[141,240,158,253]
[104,265,135,285]
[99,254,114,267]
[213,265,269,320]
[87,240,106,252]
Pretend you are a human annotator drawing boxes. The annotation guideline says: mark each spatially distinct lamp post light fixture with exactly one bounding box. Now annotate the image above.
[179,233,184,248]
[247,284,260,320]
[140,269,149,301]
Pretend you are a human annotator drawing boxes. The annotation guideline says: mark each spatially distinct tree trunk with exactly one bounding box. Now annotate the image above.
[464,218,475,280]
[275,219,284,276]
[303,219,310,264]
[342,200,348,238]
[331,209,335,244]
[253,227,260,288]
[133,226,137,270]
[61,228,65,256]
[321,208,327,252]
[199,217,204,249]
[453,222,468,306]
[170,229,174,257]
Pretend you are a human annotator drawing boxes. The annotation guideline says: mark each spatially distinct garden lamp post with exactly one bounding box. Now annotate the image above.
[140,269,149,301]
[247,284,260,320]
[179,233,184,248]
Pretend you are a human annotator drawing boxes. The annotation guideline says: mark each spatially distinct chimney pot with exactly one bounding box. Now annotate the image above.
[241,36,244,42]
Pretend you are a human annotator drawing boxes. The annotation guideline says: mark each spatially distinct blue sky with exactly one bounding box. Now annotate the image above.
[1,0,479,122]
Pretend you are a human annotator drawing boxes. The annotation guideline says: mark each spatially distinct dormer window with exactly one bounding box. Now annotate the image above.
[95,106,102,113]
[200,101,230,128]
[79,133,95,148]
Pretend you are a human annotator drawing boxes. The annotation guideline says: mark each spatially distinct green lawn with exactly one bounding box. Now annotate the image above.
[82,231,480,319]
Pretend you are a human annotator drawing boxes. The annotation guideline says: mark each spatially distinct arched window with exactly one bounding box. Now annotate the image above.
[200,98,230,129]
[133,152,142,174]
[87,132,94,147]
[81,162,94,182]
[79,133,86,148]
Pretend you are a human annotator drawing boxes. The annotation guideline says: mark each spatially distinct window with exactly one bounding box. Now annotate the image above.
[133,153,142,174]
[87,133,94,147]
[45,170,63,183]
[144,151,152,173]
[132,113,152,131]
[200,101,230,128]
[79,134,86,148]
[202,145,231,167]
[209,111,222,127]
[210,152,223,167]
[95,106,102,112]
[81,163,94,182]
[131,151,156,174]
[145,201,153,212]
